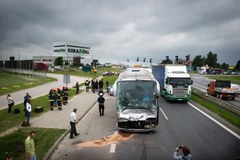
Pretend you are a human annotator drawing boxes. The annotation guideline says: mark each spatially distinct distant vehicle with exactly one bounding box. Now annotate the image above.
[112,68,160,132]
[199,66,207,74]
[33,62,47,71]
[209,68,223,75]
[91,66,97,73]
[207,80,238,100]
[230,72,238,75]
[222,71,231,75]
[102,71,115,76]
[109,85,114,96]
[54,66,64,71]
[152,64,192,102]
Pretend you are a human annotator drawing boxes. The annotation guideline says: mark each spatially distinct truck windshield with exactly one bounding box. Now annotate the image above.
[216,81,231,88]
[116,81,157,111]
[169,78,191,86]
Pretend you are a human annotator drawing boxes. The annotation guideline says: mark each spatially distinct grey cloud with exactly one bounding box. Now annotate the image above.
[0,0,239,65]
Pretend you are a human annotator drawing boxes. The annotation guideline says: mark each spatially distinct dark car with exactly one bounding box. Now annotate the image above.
[102,71,115,76]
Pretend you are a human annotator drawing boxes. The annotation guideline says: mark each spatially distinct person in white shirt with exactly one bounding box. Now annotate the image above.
[7,94,14,113]
[69,108,79,139]
[25,98,32,126]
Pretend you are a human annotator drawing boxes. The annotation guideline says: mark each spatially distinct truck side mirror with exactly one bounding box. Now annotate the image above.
[165,79,168,84]
[191,80,193,85]
[207,84,210,87]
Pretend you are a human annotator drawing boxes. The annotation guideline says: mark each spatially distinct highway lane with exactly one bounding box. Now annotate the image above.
[52,94,240,160]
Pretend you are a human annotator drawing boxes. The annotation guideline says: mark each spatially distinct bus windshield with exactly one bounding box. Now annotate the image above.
[116,81,157,111]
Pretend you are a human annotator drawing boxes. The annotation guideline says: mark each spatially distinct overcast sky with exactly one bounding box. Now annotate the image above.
[0,0,240,65]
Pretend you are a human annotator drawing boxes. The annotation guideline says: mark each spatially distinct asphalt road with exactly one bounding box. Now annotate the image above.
[191,74,240,107]
[52,95,240,160]
[0,73,88,110]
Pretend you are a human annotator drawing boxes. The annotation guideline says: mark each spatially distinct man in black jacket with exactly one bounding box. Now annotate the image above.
[97,93,105,116]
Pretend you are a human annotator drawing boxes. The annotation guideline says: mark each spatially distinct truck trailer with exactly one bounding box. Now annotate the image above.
[152,64,192,102]
[112,68,160,132]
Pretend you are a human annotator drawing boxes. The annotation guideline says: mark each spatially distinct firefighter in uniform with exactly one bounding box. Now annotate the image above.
[57,88,62,110]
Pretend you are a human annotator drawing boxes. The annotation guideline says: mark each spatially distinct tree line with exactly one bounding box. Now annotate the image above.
[160,51,240,71]
[191,51,240,71]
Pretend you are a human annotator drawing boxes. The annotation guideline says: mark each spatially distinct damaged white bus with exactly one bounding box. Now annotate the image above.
[113,68,160,132]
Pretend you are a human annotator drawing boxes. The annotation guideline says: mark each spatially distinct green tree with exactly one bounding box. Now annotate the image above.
[204,51,218,67]
[54,57,63,66]
[160,59,173,64]
[192,55,204,70]
[221,63,229,71]
[235,60,240,71]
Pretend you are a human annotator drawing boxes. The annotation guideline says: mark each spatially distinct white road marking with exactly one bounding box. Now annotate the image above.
[188,102,240,140]
[160,107,168,120]
[109,131,118,153]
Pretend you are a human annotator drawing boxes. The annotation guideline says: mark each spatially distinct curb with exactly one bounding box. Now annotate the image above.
[43,100,97,160]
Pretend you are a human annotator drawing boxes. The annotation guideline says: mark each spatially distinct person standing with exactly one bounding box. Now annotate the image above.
[99,78,103,90]
[85,79,90,92]
[106,81,109,93]
[70,108,79,139]
[91,79,96,93]
[24,93,32,102]
[25,130,37,160]
[7,94,14,113]
[76,81,79,94]
[97,93,105,116]
[173,145,192,160]
[25,98,32,126]
[24,93,31,110]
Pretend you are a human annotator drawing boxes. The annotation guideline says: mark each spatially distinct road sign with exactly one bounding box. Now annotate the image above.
[63,74,70,84]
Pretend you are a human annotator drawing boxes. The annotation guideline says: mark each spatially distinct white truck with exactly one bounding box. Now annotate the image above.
[152,64,192,102]
[112,68,160,132]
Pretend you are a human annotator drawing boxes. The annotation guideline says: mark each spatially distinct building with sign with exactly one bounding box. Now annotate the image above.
[33,41,92,66]
[53,41,90,57]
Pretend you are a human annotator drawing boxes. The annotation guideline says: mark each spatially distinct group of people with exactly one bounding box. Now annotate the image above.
[88,78,104,93]
[7,93,32,127]
[48,87,68,111]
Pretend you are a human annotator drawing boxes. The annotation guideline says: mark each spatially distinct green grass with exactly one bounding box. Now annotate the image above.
[206,75,240,85]
[192,94,240,127]
[102,75,118,86]
[0,127,66,160]
[0,72,56,95]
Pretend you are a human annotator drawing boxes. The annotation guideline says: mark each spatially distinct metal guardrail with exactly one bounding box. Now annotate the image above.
[192,87,240,117]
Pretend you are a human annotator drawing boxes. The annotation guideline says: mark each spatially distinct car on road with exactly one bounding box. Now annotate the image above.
[102,71,115,76]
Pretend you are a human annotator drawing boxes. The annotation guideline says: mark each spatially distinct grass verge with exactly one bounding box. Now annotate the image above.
[192,94,240,127]
[0,127,66,160]
[0,72,57,95]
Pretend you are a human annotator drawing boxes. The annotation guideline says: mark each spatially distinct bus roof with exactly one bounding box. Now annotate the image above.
[118,68,155,81]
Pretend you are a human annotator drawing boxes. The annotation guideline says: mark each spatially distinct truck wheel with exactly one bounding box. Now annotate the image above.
[231,97,235,100]
[217,93,220,99]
